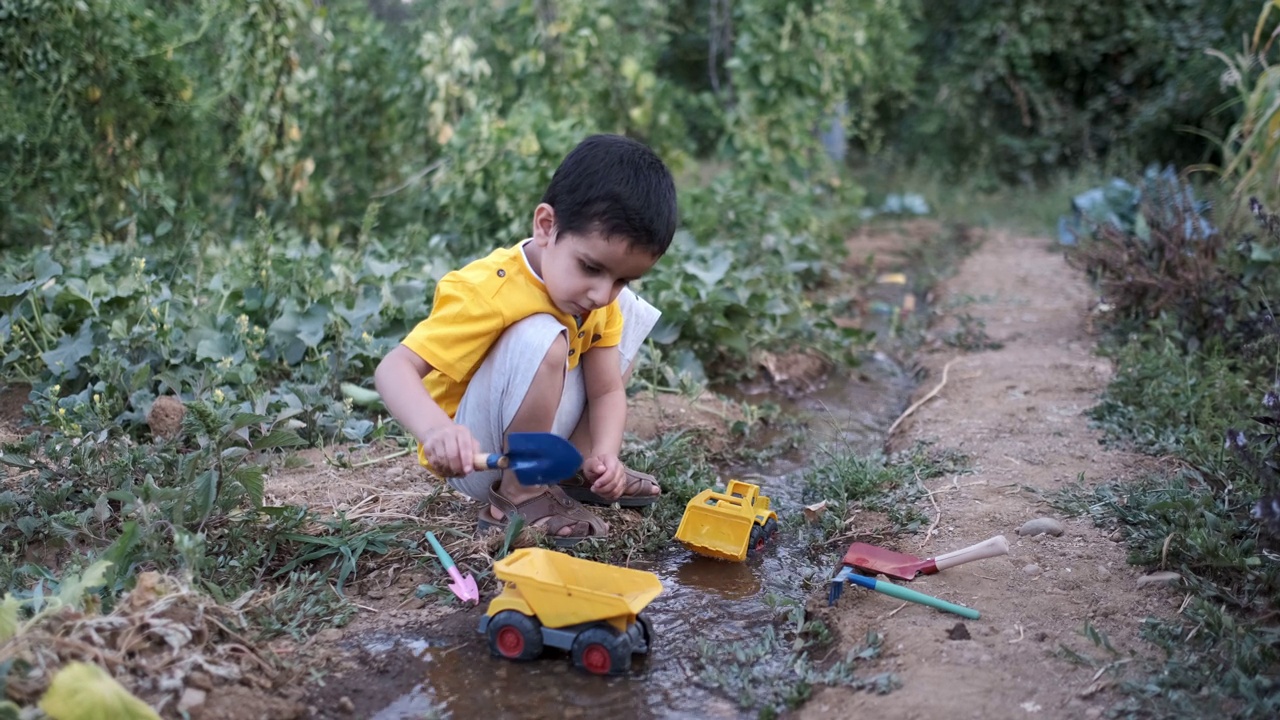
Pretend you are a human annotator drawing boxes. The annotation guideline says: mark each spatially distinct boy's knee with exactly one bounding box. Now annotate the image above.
[537,332,569,375]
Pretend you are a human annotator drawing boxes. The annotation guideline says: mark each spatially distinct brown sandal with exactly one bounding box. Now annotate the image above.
[476,481,608,547]
[560,467,661,508]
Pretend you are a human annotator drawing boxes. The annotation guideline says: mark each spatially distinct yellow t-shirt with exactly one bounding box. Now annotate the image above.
[401,239,624,421]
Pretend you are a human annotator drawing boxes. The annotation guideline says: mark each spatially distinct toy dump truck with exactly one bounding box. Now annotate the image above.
[674,479,779,562]
[478,547,662,675]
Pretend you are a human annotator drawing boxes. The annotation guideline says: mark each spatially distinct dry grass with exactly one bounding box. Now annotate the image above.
[1,572,290,715]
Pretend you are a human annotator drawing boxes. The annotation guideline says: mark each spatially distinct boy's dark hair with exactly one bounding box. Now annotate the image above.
[541,134,677,256]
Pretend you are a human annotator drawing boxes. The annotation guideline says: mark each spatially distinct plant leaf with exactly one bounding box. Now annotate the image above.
[0,595,21,642]
[39,662,161,720]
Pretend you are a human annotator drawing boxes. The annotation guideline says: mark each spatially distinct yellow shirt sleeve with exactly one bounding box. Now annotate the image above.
[594,299,624,348]
[401,278,505,382]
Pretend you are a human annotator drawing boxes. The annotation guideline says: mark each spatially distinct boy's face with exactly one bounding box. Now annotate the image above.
[530,204,661,316]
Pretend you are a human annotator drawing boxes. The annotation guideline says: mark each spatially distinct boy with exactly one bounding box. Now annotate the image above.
[374,134,676,546]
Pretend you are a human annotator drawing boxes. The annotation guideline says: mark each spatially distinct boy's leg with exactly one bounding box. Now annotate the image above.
[562,289,663,504]
[449,315,607,540]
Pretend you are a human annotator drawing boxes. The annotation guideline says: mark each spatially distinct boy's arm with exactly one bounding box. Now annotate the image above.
[580,345,628,497]
[374,345,477,475]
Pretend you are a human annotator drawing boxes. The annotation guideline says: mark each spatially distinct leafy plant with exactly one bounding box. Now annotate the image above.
[1192,0,1280,209]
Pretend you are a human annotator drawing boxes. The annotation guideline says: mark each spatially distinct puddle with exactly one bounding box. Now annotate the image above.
[316,280,921,719]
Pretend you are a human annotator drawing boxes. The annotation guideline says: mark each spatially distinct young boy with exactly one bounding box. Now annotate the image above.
[374,134,676,546]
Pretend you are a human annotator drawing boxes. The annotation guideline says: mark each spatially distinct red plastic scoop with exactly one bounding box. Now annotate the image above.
[842,535,1009,581]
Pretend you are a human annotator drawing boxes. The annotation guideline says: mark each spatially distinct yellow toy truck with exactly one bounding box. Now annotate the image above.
[478,547,662,675]
[674,479,779,562]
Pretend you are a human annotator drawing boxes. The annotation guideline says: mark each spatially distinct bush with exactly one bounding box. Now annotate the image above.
[892,1,1259,183]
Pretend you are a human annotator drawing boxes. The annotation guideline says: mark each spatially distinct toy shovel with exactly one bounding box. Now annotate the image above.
[473,432,583,486]
[828,566,980,619]
[842,535,1010,581]
[425,531,479,604]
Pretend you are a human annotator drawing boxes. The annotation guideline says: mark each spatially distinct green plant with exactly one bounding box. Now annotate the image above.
[695,626,896,715]
[1192,1,1280,209]
[896,1,1257,183]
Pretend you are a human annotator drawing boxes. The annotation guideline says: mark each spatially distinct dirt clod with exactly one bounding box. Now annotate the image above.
[147,395,186,439]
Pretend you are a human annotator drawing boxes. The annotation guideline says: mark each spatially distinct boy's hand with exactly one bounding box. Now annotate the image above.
[422,424,481,477]
[582,453,626,501]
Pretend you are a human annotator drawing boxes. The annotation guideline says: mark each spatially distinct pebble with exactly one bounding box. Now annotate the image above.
[177,688,207,712]
[316,628,344,643]
[1023,563,1042,576]
[338,696,355,713]
[1017,517,1065,537]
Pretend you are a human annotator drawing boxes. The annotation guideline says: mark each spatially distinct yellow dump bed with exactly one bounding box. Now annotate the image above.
[492,548,663,628]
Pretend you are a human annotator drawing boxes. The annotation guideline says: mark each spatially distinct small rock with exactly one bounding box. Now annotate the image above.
[364,586,386,600]
[315,628,344,643]
[177,687,207,713]
[403,597,427,610]
[947,622,971,640]
[1137,571,1182,588]
[1017,517,1065,537]
[338,696,355,714]
[1084,708,1103,720]
[187,671,213,691]
[1023,563,1043,576]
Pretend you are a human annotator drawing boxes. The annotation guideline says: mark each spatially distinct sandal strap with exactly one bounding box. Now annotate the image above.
[486,481,607,537]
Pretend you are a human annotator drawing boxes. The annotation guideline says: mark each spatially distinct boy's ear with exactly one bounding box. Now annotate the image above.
[532,203,557,246]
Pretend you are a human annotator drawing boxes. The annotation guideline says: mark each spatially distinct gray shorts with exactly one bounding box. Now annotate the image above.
[447,288,661,501]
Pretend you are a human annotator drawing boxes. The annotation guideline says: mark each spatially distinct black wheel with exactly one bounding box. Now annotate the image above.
[747,518,778,560]
[571,624,632,675]
[763,517,779,540]
[487,611,544,661]
[635,613,656,653]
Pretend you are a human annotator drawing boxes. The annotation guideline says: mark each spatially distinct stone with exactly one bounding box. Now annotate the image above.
[1017,517,1065,537]
[338,696,355,714]
[177,687,207,713]
[1023,563,1043,576]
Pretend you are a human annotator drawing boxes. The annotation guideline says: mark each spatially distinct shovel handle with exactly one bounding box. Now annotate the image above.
[845,571,980,620]
[473,452,509,470]
[932,535,1010,572]
[424,531,456,571]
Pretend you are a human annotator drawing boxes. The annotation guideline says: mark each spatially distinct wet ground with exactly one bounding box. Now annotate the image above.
[310,280,920,719]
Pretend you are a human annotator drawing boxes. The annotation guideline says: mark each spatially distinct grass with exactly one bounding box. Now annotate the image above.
[850,156,1121,236]
[1046,325,1280,717]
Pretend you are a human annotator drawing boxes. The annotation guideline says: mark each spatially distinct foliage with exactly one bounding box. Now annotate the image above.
[1192,0,1280,210]
[0,0,209,242]
[1054,472,1280,719]
[1066,170,1278,352]
[38,662,160,720]
[894,1,1258,183]
[695,624,895,716]
[1069,194,1280,717]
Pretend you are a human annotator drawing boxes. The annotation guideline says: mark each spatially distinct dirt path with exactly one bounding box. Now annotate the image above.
[801,231,1173,720]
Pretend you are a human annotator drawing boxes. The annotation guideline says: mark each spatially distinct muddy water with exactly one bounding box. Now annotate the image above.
[319,345,914,720]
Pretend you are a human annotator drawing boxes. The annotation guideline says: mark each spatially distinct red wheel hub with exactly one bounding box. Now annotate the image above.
[582,643,612,674]
[496,626,525,657]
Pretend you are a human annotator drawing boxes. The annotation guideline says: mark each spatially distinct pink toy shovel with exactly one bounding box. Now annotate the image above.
[426,531,479,604]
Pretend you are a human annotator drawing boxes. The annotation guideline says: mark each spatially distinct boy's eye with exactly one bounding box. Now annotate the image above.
[579,260,601,275]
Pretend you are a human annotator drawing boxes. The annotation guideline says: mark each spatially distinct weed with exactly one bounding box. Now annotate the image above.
[802,442,967,544]
[943,313,1003,352]
[695,625,896,716]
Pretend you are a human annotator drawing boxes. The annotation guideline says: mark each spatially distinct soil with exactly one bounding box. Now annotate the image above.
[799,231,1175,720]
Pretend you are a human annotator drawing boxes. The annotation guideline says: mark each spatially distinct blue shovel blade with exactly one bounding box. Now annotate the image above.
[506,432,583,485]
